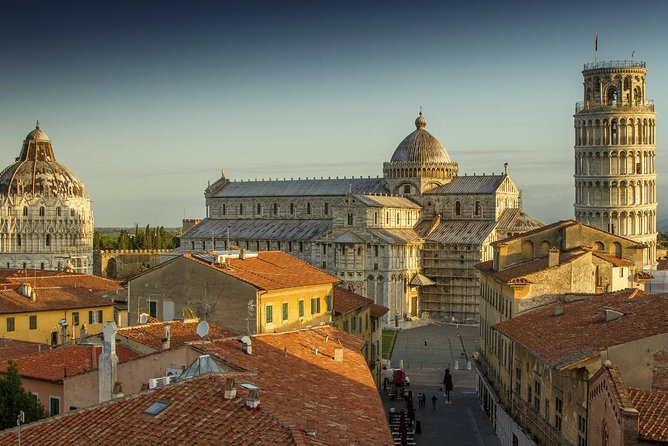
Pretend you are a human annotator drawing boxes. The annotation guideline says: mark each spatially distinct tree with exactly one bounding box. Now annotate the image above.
[0,361,46,429]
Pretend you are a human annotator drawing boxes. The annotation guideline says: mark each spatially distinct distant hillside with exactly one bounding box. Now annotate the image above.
[658,219,668,233]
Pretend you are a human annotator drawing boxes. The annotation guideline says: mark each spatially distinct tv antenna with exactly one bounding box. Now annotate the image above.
[245,299,256,334]
[196,320,210,339]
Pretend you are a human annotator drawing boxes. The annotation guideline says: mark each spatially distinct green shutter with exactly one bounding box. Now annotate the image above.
[282,302,288,321]
[299,300,304,317]
[266,305,273,324]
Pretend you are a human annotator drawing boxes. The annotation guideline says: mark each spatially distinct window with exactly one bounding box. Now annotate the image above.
[578,414,587,446]
[70,208,75,217]
[343,320,349,331]
[534,379,541,411]
[514,365,521,396]
[40,263,45,270]
[347,213,353,226]
[273,203,278,215]
[306,203,311,214]
[39,206,45,216]
[475,201,481,216]
[325,295,332,312]
[266,304,273,324]
[45,234,51,246]
[50,331,58,346]
[222,204,226,215]
[555,395,563,431]
[256,203,262,215]
[88,310,103,324]
[23,207,28,216]
[72,312,79,326]
[403,184,411,194]
[282,302,288,321]
[148,301,157,318]
[6,317,15,332]
[49,397,60,416]
[17,234,21,247]
[374,246,379,256]
[310,297,321,314]
[239,203,243,215]
[351,316,356,331]
[290,203,294,215]
[56,207,61,217]
[29,315,37,330]
[143,401,169,416]
[324,203,329,215]
[298,300,305,317]
[455,201,461,216]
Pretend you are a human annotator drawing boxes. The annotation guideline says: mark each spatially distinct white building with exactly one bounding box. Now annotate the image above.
[182,113,542,323]
[0,123,93,273]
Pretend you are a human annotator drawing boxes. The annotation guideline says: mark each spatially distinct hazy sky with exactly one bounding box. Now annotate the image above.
[0,0,666,227]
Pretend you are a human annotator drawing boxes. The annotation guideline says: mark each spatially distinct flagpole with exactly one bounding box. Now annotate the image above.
[595,32,598,63]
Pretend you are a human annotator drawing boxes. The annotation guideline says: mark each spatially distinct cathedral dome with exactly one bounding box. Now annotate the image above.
[0,123,86,197]
[390,112,451,163]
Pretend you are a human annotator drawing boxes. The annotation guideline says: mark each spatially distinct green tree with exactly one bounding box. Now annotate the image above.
[0,361,46,429]
[118,230,131,250]
[93,232,101,250]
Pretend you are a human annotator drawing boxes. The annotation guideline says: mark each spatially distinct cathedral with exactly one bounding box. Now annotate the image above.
[0,123,94,273]
[181,113,542,324]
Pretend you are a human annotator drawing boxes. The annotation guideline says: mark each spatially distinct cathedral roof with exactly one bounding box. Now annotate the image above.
[425,175,507,195]
[182,218,332,241]
[390,112,452,164]
[0,123,86,198]
[211,177,387,198]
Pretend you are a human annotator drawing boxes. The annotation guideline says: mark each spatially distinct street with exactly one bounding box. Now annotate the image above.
[380,324,499,446]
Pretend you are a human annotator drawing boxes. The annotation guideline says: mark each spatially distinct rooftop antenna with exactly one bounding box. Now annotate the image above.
[196,320,210,339]
[246,299,256,335]
[594,32,598,63]
[631,50,636,60]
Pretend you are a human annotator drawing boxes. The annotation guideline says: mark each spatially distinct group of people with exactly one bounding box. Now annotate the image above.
[413,368,454,411]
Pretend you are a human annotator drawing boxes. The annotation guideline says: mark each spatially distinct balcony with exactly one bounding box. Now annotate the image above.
[511,397,569,446]
[575,100,654,114]
[583,60,645,70]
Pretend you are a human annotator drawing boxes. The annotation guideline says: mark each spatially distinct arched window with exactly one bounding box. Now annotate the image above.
[17,234,21,247]
[374,212,378,225]
[46,234,51,246]
[521,240,534,258]
[347,213,353,226]
[70,208,75,217]
[39,206,45,216]
[474,201,481,216]
[222,204,226,215]
[256,203,262,215]
[455,201,461,216]
[239,203,243,215]
[306,203,311,215]
[56,207,61,217]
[22,207,28,216]
[593,241,604,251]
[612,242,622,258]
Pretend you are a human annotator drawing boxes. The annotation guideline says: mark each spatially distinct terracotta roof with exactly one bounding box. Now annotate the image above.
[0,338,50,361]
[194,326,394,446]
[184,251,339,290]
[494,289,664,368]
[475,249,589,282]
[0,344,140,382]
[333,286,373,314]
[117,320,237,351]
[491,220,642,247]
[628,387,668,442]
[0,374,303,446]
[0,269,122,291]
[0,286,115,314]
[591,250,634,267]
[370,303,390,318]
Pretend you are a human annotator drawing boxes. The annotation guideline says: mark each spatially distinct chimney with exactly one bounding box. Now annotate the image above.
[246,389,260,409]
[553,305,563,317]
[98,322,119,403]
[224,378,236,400]
[238,336,252,355]
[548,248,560,268]
[161,322,171,350]
[334,347,344,362]
[18,284,35,301]
[112,381,124,399]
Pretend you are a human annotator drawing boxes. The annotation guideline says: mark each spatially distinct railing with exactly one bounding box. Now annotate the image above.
[512,397,569,446]
[583,60,646,70]
[575,100,654,113]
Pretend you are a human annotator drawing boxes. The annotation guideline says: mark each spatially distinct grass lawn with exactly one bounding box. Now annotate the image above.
[381,329,396,359]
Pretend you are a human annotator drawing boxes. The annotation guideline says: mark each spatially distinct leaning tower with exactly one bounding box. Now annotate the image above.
[574,60,657,267]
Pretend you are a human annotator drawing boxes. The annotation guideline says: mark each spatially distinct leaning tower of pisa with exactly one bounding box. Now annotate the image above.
[574,60,657,268]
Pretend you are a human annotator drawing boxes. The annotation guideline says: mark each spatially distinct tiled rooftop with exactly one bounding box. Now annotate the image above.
[117,320,237,351]
[0,344,140,382]
[0,338,50,361]
[333,286,373,314]
[194,326,394,445]
[0,286,117,314]
[0,374,303,446]
[494,289,665,368]
[0,269,122,291]
[370,303,390,318]
[628,387,668,442]
[183,251,339,290]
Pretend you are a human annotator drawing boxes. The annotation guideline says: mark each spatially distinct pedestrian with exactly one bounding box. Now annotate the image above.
[423,336,427,347]
[443,368,454,403]
[431,394,437,410]
[421,393,426,408]
[417,392,424,408]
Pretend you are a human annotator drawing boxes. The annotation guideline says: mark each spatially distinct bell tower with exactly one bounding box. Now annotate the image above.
[573,60,657,267]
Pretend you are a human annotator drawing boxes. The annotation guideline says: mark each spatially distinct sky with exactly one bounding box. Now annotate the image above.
[0,0,667,227]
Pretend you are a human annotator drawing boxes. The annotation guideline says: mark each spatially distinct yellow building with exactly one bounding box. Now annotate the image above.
[128,250,340,334]
[0,269,123,345]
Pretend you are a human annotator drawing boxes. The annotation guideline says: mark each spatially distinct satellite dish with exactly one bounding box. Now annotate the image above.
[196,320,210,338]
[139,313,148,324]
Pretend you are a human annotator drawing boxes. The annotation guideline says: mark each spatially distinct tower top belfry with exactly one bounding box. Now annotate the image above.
[573,60,657,267]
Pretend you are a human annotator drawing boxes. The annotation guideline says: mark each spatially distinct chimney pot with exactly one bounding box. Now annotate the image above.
[224,378,236,400]
[548,248,560,268]
[246,389,260,409]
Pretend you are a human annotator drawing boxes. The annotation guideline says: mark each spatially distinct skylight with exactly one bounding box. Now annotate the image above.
[143,401,169,416]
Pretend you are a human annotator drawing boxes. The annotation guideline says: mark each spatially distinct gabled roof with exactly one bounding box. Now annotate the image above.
[410,273,435,286]
[193,326,393,446]
[0,338,49,361]
[332,231,367,244]
[496,208,544,232]
[353,194,421,209]
[426,220,497,245]
[0,286,116,314]
[0,374,304,446]
[367,228,422,244]
[182,251,339,290]
[333,286,373,314]
[628,387,668,442]
[0,344,140,382]
[182,217,332,241]
[0,269,122,291]
[370,303,390,318]
[211,177,387,198]
[494,289,665,369]
[475,248,591,283]
[424,175,507,195]
[117,320,237,351]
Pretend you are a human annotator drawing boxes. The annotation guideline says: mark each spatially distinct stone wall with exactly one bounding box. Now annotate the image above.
[94,249,170,281]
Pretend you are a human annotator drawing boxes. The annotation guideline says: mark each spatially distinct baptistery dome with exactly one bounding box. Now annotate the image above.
[390,112,452,163]
[0,122,86,198]
[0,123,93,273]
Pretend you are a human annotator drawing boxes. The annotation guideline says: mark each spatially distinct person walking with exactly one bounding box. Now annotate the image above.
[423,336,428,347]
[431,394,437,410]
[443,368,454,403]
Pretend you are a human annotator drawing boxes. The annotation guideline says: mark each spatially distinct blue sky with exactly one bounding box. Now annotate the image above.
[0,0,666,227]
